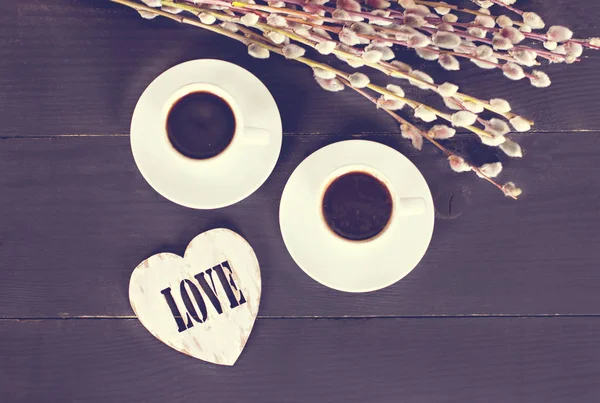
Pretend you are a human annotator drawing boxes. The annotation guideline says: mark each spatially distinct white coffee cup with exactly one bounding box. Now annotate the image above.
[131,59,282,209]
[317,164,425,245]
[160,82,270,166]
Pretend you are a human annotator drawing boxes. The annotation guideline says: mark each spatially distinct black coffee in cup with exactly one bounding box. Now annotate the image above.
[322,171,393,241]
[166,91,236,160]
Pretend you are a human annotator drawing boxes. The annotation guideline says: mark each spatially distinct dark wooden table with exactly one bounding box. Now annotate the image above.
[2,1,600,402]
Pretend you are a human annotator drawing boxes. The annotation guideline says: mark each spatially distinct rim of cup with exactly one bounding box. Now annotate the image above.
[160,82,242,164]
[317,163,398,246]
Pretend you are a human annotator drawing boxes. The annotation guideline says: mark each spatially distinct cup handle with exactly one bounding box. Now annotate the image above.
[241,126,271,146]
[397,197,426,217]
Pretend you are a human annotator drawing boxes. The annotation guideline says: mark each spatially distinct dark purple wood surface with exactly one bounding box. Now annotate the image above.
[1,0,600,402]
[3,318,600,403]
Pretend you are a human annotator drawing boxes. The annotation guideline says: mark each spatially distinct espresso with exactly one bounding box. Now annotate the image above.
[166,91,236,160]
[322,171,393,241]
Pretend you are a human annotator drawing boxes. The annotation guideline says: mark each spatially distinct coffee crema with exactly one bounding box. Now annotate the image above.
[322,171,393,241]
[166,91,236,160]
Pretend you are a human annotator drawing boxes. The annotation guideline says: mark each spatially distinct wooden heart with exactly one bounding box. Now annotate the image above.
[129,228,261,366]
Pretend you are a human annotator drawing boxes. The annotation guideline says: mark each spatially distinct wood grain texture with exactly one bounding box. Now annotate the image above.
[0,0,599,137]
[1,2,600,401]
[2,317,600,402]
[1,133,600,318]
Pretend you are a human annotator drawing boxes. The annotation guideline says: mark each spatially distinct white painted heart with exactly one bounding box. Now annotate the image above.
[129,228,261,366]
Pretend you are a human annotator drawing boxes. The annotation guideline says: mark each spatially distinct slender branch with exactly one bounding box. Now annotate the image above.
[157,0,536,127]
[112,0,525,199]
[348,82,516,199]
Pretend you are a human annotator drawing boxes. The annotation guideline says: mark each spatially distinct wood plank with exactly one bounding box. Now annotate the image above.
[1,317,599,402]
[0,0,599,136]
[1,133,600,317]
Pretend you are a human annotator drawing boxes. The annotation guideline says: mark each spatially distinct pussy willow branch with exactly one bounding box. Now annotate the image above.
[320,0,590,65]
[347,82,516,199]
[244,0,597,62]
[165,1,517,140]
[169,0,550,116]
[235,2,534,68]
[114,0,598,199]
[112,0,521,197]
[263,0,573,62]
[466,0,600,50]
[166,0,533,132]
[128,0,542,139]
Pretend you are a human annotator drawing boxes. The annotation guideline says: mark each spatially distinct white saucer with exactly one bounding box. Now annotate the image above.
[130,60,282,209]
[279,140,434,292]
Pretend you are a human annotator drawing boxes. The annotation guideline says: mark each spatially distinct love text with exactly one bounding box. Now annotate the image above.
[160,261,246,333]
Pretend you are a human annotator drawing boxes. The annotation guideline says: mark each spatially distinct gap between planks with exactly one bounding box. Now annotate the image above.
[2,314,600,321]
[0,130,598,139]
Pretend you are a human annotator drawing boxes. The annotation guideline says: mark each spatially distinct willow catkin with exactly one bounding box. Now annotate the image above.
[500,139,523,158]
[428,125,456,139]
[489,99,511,113]
[438,82,459,97]
[451,111,477,127]
[479,162,503,178]
[349,72,370,88]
